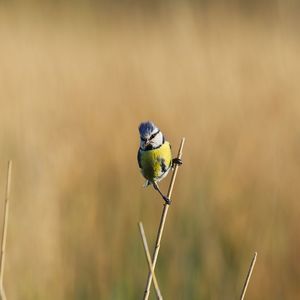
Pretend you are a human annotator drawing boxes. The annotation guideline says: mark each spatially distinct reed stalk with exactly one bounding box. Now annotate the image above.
[240,252,257,300]
[143,138,185,300]
[0,289,6,300]
[0,161,12,300]
[138,222,163,300]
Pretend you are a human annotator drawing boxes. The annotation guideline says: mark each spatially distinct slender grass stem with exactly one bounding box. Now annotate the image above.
[0,288,6,300]
[143,138,185,300]
[0,161,12,300]
[138,222,163,300]
[240,252,257,300]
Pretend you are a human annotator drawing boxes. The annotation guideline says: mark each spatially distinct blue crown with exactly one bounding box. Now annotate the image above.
[139,121,158,137]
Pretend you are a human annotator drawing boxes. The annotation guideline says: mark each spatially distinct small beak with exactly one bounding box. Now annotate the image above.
[145,140,150,146]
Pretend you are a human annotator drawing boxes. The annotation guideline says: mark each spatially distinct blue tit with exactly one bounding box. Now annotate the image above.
[137,121,182,205]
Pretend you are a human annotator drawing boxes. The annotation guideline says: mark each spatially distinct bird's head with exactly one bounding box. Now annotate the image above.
[139,121,164,150]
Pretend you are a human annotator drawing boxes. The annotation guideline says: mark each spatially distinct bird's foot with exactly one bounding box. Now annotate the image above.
[172,158,183,167]
[163,196,172,205]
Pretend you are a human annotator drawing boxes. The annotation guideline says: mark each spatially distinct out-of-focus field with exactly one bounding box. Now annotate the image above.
[0,2,300,299]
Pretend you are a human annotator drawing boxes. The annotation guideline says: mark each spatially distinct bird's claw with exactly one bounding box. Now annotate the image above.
[172,158,183,167]
[163,196,172,205]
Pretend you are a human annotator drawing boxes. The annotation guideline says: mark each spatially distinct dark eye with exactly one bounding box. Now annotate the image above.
[150,130,160,140]
[141,137,147,142]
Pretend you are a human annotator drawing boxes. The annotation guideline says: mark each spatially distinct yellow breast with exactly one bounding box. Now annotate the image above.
[139,141,172,182]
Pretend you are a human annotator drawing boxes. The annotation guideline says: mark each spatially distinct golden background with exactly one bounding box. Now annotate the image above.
[0,1,300,299]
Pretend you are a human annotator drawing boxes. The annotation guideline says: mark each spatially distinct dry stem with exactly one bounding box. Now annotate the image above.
[240,252,257,300]
[143,138,185,300]
[138,222,163,300]
[0,289,6,300]
[0,161,12,300]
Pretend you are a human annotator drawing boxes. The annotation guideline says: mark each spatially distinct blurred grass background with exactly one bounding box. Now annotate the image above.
[0,0,300,299]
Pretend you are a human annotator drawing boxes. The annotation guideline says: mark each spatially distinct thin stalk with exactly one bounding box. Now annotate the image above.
[0,288,6,300]
[138,222,163,300]
[0,161,12,300]
[143,138,185,300]
[240,252,257,300]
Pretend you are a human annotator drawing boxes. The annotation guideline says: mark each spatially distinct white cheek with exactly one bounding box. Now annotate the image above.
[151,135,162,147]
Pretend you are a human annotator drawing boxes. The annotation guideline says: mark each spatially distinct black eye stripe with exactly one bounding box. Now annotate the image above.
[150,130,160,140]
[141,130,160,142]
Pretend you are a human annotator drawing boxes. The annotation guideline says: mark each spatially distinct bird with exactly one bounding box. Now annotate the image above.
[137,121,182,205]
